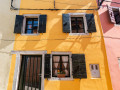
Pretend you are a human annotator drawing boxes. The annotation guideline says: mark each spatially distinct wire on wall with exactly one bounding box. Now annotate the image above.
[10,0,99,10]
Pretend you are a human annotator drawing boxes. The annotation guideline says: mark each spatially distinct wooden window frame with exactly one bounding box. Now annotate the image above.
[22,14,40,35]
[49,52,73,80]
[69,13,88,35]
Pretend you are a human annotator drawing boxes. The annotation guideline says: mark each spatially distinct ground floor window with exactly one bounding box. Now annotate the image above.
[52,55,70,78]
[18,55,42,90]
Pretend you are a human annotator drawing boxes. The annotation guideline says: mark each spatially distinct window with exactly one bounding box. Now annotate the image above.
[14,15,47,34]
[62,13,96,34]
[70,13,88,34]
[90,64,100,78]
[112,8,120,24]
[71,17,85,33]
[18,55,42,90]
[25,18,38,34]
[108,6,120,24]
[52,55,70,78]
[118,58,120,69]
[22,15,39,34]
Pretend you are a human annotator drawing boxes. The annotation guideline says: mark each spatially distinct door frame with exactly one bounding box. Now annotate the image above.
[11,51,47,90]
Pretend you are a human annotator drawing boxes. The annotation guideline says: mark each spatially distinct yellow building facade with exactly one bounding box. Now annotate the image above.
[7,0,113,90]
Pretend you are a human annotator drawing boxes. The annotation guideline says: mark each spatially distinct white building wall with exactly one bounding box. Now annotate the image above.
[0,0,20,90]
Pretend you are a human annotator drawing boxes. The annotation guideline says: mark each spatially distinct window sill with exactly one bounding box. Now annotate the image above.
[114,24,120,26]
[69,33,89,36]
[21,33,40,36]
[48,77,73,81]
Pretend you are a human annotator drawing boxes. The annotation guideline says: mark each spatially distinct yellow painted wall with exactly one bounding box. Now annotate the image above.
[7,0,112,90]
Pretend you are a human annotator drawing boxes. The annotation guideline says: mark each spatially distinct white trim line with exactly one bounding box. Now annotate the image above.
[11,50,47,54]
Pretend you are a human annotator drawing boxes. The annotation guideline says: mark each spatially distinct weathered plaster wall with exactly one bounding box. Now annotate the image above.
[98,0,120,90]
[7,0,112,90]
[0,0,20,90]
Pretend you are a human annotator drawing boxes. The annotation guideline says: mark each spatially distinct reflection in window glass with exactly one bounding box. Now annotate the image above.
[25,18,38,34]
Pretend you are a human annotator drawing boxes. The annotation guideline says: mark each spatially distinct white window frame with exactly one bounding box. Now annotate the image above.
[11,50,47,90]
[69,13,88,35]
[49,51,73,81]
[22,14,40,35]
[90,64,100,78]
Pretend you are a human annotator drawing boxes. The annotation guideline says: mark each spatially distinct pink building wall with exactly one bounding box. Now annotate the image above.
[98,0,120,90]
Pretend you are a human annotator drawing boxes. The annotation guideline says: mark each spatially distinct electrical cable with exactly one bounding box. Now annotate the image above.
[1,35,120,42]
[10,0,99,10]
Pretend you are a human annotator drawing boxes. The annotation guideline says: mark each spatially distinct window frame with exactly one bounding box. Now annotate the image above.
[11,51,47,90]
[49,52,73,80]
[69,13,88,35]
[22,14,40,35]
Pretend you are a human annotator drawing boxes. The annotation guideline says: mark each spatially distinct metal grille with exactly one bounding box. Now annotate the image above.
[18,55,42,90]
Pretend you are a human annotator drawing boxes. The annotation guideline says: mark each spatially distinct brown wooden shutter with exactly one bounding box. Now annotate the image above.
[108,6,116,23]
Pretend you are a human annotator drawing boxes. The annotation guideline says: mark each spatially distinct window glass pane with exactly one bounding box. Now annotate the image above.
[27,25,32,29]
[27,30,32,34]
[71,17,85,33]
[27,21,32,24]
[52,55,70,78]
[62,56,68,62]
[53,56,60,62]
[25,18,38,34]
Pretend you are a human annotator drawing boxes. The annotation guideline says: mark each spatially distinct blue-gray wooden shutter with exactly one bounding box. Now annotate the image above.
[14,15,24,33]
[62,14,70,33]
[38,15,47,33]
[86,14,97,33]
[72,54,87,79]
[44,54,51,78]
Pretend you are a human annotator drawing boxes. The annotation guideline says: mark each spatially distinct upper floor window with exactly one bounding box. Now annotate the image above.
[108,6,120,25]
[62,13,97,35]
[14,14,47,35]
[71,16,86,33]
[25,18,38,34]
